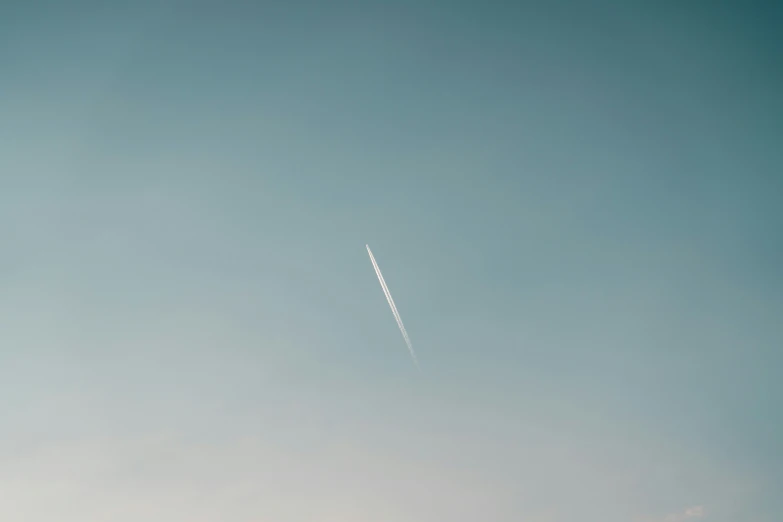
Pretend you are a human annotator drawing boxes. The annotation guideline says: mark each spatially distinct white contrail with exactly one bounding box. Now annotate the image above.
[366,245,420,370]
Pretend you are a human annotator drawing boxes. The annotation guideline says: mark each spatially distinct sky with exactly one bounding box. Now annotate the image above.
[1,1,781,521]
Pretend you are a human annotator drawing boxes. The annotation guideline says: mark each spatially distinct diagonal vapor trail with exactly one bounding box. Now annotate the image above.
[366,245,420,370]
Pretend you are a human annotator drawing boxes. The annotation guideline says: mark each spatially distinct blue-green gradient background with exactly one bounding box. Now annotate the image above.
[1,2,781,521]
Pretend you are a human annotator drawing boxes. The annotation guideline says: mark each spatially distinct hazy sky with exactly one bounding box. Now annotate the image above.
[1,2,781,521]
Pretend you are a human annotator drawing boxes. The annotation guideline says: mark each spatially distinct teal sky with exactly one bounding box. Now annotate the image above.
[1,2,781,521]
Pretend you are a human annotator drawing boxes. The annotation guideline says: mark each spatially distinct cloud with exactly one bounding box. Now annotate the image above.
[683,506,705,518]
[637,505,706,522]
